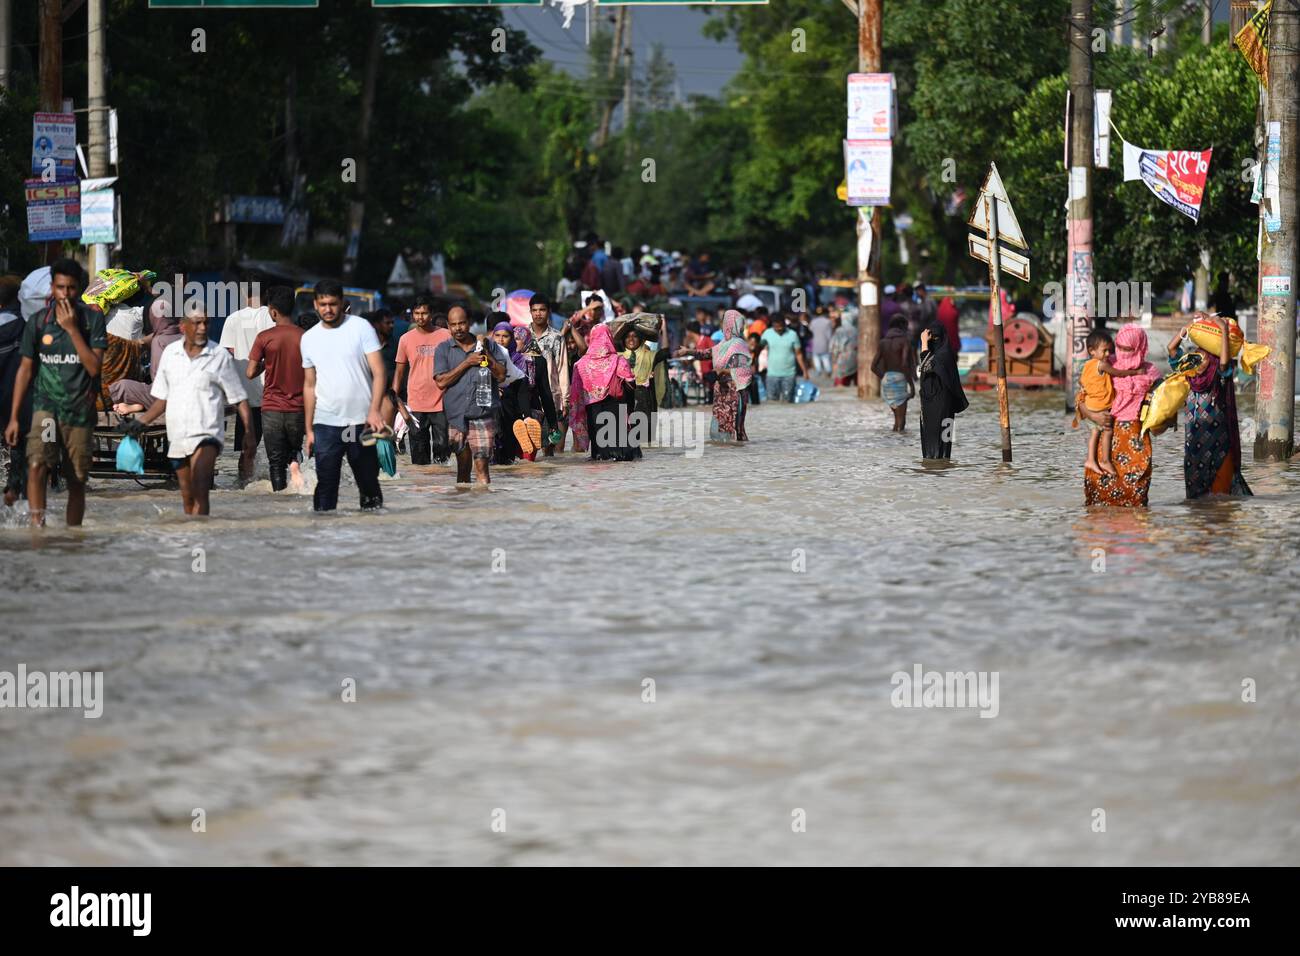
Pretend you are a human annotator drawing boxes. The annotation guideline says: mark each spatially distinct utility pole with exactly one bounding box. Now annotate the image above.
[596,7,627,148]
[623,12,634,141]
[87,0,110,275]
[1,0,12,91]
[1065,0,1094,405]
[1254,0,1299,461]
[39,0,63,264]
[342,14,383,283]
[39,0,62,111]
[1202,0,1213,44]
[856,0,882,399]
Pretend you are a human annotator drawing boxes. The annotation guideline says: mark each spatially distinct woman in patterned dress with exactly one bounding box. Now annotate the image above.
[1081,324,1160,506]
[1168,313,1253,498]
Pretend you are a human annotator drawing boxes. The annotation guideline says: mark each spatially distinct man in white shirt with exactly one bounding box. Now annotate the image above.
[128,307,255,516]
[219,277,274,481]
[301,279,386,512]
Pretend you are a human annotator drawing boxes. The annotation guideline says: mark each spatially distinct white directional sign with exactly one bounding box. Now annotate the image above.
[967,235,1030,281]
[967,162,1027,250]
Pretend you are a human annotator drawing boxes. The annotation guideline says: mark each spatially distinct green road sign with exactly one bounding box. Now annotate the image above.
[149,1,318,8]
[370,0,541,6]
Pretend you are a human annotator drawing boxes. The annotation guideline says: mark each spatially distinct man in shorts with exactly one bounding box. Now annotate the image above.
[433,306,509,485]
[3,259,105,527]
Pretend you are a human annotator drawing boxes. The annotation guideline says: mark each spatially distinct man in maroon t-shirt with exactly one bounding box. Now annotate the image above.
[246,286,306,491]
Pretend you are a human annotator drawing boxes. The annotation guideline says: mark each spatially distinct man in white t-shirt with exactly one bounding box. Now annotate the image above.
[219,278,273,480]
[300,279,386,512]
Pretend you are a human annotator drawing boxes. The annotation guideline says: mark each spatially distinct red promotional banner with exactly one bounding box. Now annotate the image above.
[1123,142,1213,222]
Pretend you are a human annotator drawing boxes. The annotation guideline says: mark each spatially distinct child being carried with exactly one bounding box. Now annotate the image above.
[1076,329,1145,476]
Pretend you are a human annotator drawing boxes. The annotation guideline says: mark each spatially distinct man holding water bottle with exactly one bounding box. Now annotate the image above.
[434,306,510,486]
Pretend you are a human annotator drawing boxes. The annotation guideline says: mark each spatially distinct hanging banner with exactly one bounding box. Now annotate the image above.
[1263,121,1281,233]
[1122,141,1212,223]
[1093,90,1111,168]
[844,140,891,206]
[25,180,81,242]
[846,74,894,140]
[1234,0,1271,88]
[81,188,117,245]
[31,112,77,182]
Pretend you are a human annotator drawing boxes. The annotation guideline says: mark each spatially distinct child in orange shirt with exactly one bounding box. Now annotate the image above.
[1077,329,1143,475]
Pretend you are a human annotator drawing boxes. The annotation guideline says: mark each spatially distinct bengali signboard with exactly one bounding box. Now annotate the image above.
[229,195,286,225]
[846,73,894,140]
[26,180,81,242]
[844,140,891,206]
[32,113,77,182]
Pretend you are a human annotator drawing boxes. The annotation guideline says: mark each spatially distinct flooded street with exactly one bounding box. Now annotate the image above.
[2,389,1298,866]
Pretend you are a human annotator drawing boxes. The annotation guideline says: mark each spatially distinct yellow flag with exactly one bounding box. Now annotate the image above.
[1234,0,1271,88]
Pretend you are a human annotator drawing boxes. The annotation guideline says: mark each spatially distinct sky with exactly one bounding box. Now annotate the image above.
[501,4,746,99]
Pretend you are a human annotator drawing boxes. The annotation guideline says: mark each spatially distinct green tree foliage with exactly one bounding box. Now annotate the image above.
[1002,40,1258,297]
[2,0,537,291]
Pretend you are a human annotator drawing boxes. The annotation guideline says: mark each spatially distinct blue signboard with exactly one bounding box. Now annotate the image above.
[229,195,286,224]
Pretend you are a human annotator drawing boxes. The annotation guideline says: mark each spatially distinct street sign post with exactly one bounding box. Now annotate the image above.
[149,1,318,8]
[968,162,1029,463]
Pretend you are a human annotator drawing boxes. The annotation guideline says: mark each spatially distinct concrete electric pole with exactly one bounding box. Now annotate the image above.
[1065,0,1094,405]
[1253,0,1299,461]
[856,0,883,399]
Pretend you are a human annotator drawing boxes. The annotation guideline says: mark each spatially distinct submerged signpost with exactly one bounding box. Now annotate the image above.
[968,162,1028,464]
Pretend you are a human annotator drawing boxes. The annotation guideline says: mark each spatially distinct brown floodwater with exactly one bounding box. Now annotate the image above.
[2,387,1298,864]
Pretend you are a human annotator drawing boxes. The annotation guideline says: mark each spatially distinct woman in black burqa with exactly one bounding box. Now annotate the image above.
[918,322,968,460]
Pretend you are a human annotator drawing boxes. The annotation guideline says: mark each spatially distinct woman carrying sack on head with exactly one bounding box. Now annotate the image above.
[1168,313,1256,498]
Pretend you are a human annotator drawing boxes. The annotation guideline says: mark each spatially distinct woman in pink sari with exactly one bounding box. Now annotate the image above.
[569,324,639,460]
[1080,323,1161,506]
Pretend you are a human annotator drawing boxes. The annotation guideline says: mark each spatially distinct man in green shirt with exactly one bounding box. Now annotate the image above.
[3,259,106,527]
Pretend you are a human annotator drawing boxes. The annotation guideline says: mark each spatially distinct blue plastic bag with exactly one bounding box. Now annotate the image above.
[793,379,820,404]
[376,437,397,477]
[116,435,145,474]
[756,375,768,402]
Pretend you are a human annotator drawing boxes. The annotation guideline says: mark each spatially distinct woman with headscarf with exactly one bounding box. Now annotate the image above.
[1167,313,1252,498]
[917,322,968,459]
[488,321,557,463]
[570,323,639,461]
[713,310,755,440]
[108,296,183,414]
[1080,323,1161,505]
[618,322,669,442]
[830,312,858,387]
[676,309,754,441]
[936,296,961,353]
